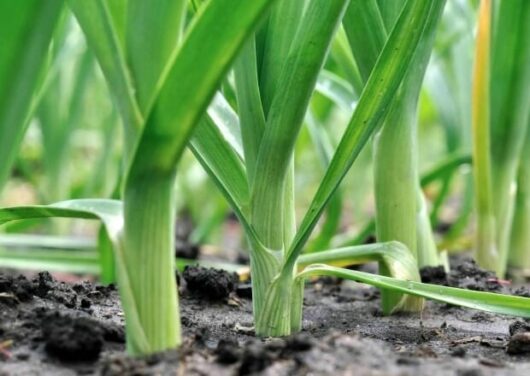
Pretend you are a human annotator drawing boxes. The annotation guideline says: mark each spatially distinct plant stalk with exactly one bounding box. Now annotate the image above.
[123,177,180,354]
[508,125,530,275]
[472,0,498,272]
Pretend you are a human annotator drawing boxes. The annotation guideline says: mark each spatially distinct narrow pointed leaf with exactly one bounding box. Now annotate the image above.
[0,0,62,192]
[297,265,530,318]
[286,0,440,266]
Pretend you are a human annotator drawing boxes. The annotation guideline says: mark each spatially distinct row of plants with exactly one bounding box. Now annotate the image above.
[0,0,529,356]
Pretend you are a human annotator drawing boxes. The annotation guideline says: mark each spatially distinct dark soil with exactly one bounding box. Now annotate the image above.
[182,265,239,300]
[1,260,530,375]
[421,257,503,292]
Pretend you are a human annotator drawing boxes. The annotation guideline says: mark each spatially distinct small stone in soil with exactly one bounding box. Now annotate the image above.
[507,332,530,354]
[42,312,104,361]
[183,265,238,300]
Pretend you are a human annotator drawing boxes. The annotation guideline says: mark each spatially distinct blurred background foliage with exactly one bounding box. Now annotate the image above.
[0,0,479,268]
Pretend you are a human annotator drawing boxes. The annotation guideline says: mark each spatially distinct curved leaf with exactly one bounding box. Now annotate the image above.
[297,264,530,318]
[0,199,151,353]
[285,1,440,266]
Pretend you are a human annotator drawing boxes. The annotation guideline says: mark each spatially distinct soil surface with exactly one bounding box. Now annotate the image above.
[1,259,530,376]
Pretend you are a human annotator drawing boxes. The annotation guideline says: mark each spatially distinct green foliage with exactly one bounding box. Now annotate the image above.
[1,0,530,358]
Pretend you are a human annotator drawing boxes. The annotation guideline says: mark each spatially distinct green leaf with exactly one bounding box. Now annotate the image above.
[0,199,122,233]
[343,0,386,83]
[250,0,349,250]
[0,199,151,353]
[207,93,244,158]
[126,0,186,113]
[297,264,530,318]
[285,0,440,266]
[120,0,276,354]
[488,0,530,275]
[0,0,63,192]
[0,248,99,275]
[304,111,343,252]
[38,46,94,201]
[189,116,250,225]
[234,37,266,183]
[259,0,307,115]
[125,0,275,183]
[69,0,143,152]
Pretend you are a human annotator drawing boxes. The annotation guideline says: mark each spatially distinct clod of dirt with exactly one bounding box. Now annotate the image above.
[41,312,104,361]
[507,332,530,355]
[509,320,530,336]
[448,258,501,292]
[420,266,448,285]
[420,258,501,292]
[216,338,241,364]
[33,272,54,298]
[0,274,33,301]
[183,266,238,300]
[238,341,272,375]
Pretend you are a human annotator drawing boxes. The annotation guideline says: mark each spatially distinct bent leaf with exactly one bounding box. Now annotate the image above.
[297,264,530,318]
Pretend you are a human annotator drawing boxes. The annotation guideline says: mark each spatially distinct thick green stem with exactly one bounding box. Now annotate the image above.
[248,241,282,333]
[254,266,298,337]
[372,1,444,311]
[374,105,417,259]
[508,126,530,275]
[249,0,348,336]
[488,0,530,276]
[123,178,180,354]
[472,0,498,272]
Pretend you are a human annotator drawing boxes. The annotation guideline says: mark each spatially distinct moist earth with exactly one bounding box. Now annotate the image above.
[0,261,529,376]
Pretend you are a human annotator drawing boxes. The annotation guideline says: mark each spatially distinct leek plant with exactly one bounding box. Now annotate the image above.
[1,0,276,355]
[1,0,530,358]
[472,0,530,276]
[425,0,474,245]
[343,0,442,312]
[0,0,63,192]
[191,0,530,336]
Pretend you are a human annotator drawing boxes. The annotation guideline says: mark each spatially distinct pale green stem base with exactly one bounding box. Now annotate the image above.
[123,178,181,355]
